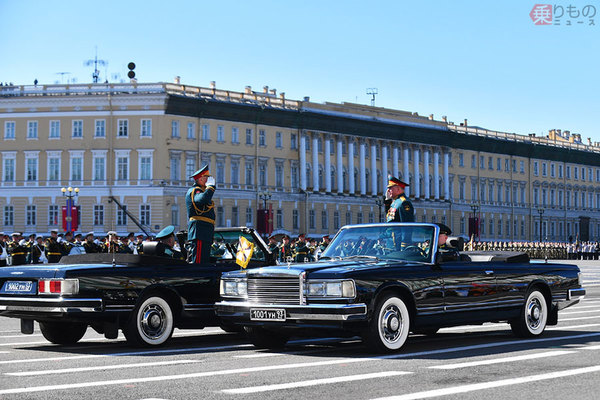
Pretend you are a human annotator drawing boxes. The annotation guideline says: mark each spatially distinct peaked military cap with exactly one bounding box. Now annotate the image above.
[11,232,22,236]
[156,225,176,239]
[387,177,409,188]
[50,229,58,234]
[190,164,211,179]
[107,231,118,236]
[85,231,94,238]
[435,223,452,236]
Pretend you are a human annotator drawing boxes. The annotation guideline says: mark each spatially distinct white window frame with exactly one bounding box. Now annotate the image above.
[27,121,38,139]
[92,150,107,184]
[68,150,84,183]
[187,122,195,139]
[117,119,129,138]
[140,204,151,226]
[2,151,16,185]
[72,120,83,138]
[95,119,106,138]
[141,119,152,138]
[49,120,61,139]
[24,151,39,185]
[46,150,62,182]
[4,121,15,140]
[114,149,131,183]
[137,149,154,183]
[171,120,180,138]
[202,124,210,141]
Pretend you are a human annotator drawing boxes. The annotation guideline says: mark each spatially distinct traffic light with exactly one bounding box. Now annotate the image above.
[127,62,136,79]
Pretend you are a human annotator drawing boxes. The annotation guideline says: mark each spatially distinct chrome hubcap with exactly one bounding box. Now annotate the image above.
[527,298,543,330]
[140,304,167,340]
[381,306,402,343]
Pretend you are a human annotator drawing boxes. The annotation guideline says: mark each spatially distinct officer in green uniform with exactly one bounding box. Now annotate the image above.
[435,223,460,262]
[186,165,216,264]
[83,232,100,253]
[384,177,415,223]
[8,233,28,266]
[155,226,184,260]
[30,236,46,264]
[46,229,63,263]
[279,235,292,262]
[293,234,311,262]
[268,236,280,254]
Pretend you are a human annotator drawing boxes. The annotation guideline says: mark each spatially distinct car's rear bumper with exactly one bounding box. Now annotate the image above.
[556,288,586,310]
[0,296,103,314]
[215,301,368,322]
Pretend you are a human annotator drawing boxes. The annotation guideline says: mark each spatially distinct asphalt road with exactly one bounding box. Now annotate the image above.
[1,260,599,400]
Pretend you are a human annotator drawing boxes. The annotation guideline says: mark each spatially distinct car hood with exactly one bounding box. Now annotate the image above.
[243,259,392,278]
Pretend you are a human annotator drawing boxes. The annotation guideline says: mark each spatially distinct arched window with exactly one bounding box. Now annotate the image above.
[342,167,348,191]
[376,170,382,194]
[318,165,324,189]
[330,167,336,189]
[365,169,370,193]
[354,168,359,191]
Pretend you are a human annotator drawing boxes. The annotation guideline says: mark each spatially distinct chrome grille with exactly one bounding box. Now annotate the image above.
[247,277,301,305]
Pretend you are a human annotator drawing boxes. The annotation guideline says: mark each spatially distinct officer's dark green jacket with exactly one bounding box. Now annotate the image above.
[384,194,415,223]
[186,184,216,242]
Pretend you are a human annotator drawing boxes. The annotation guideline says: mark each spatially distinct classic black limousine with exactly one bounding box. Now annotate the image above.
[0,227,275,347]
[216,223,586,352]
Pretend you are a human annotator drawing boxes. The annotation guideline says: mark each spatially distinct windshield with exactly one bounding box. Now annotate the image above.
[321,224,437,263]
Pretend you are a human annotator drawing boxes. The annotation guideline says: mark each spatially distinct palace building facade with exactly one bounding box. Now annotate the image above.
[1,81,600,241]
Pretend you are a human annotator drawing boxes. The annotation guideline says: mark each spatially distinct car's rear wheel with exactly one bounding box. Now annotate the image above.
[124,295,175,347]
[244,326,289,349]
[510,289,548,337]
[39,321,87,345]
[363,293,410,352]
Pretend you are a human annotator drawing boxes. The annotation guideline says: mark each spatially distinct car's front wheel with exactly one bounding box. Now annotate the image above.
[510,289,548,337]
[244,326,289,349]
[363,293,411,352]
[39,321,87,345]
[124,295,175,347]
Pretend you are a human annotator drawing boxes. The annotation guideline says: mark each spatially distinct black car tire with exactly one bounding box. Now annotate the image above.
[510,289,548,337]
[244,326,289,349]
[124,295,175,347]
[39,321,87,345]
[363,293,410,352]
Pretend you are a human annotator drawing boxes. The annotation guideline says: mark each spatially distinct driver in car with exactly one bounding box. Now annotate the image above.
[436,223,460,262]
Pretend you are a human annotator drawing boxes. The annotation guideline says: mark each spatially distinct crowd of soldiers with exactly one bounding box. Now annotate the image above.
[267,233,331,263]
[465,240,600,260]
[0,230,155,266]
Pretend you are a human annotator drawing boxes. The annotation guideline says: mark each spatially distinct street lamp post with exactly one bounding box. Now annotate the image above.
[537,207,545,242]
[61,186,79,233]
[470,203,480,240]
[259,191,272,209]
[375,198,384,222]
[258,191,272,237]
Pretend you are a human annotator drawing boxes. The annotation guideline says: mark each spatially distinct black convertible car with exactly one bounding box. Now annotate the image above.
[216,223,586,352]
[0,227,275,347]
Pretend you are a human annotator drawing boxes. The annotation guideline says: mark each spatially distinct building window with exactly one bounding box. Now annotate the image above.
[231,161,239,185]
[171,205,179,227]
[471,155,476,168]
[48,157,60,181]
[533,188,539,205]
[95,120,106,138]
[458,153,464,167]
[202,124,210,141]
[368,212,374,224]
[141,119,152,137]
[244,161,253,186]
[248,207,255,227]
[217,125,224,142]
[542,163,547,177]
[231,127,239,144]
[216,206,224,227]
[117,157,128,181]
[275,163,283,187]
[520,161,525,173]
[346,211,352,225]
[118,120,128,137]
[291,133,298,149]
[140,156,152,180]
[185,158,196,181]
[581,167,586,181]
[488,157,493,170]
[512,159,517,172]
[26,157,38,182]
[50,120,60,138]
[94,157,105,181]
[321,210,328,229]
[259,130,266,147]
[26,205,36,226]
[276,132,283,148]
[4,205,14,226]
[574,167,579,180]
[357,212,364,224]
[259,164,267,187]
[566,165,571,179]
[71,157,82,181]
[242,128,252,145]
[4,121,15,139]
[232,207,239,226]
[27,121,38,139]
[140,204,151,226]
[479,156,484,169]
[550,163,555,178]
[93,205,104,226]
[291,165,298,189]
[216,161,225,184]
[48,205,59,226]
[292,209,299,229]
[334,211,340,229]
[559,164,564,178]
[533,161,539,176]
[171,121,180,138]
[72,120,83,138]
[187,122,195,139]
[504,159,509,172]
[170,156,181,181]
[117,205,127,226]
[276,209,282,229]
[309,210,315,229]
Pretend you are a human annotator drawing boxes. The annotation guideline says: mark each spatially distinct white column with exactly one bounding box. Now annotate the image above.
[371,142,377,196]
[348,141,355,194]
[443,151,450,200]
[433,150,440,200]
[336,137,343,194]
[312,135,319,192]
[359,140,366,195]
[403,146,410,197]
[381,144,389,195]
[324,136,331,193]
[300,134,307,191]
[392,146,399,179]
[423,148,430,199]
[413,147,420,198]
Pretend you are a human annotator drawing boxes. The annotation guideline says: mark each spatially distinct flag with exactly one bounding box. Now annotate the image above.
[236,236,255,269]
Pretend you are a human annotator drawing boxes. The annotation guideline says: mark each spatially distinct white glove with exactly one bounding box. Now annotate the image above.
[206,176,216,187]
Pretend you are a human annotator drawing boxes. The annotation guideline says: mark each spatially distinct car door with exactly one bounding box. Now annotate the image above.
[439,261,498,324]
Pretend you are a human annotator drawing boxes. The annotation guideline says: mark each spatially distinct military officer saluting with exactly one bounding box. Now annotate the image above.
[186,165,216,264]
[155,225,184,260]
[384,177,415,223]
[8,233,28,266]
[45,229,63,263]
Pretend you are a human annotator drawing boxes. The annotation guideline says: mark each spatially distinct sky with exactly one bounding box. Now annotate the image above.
[1,0,598,141]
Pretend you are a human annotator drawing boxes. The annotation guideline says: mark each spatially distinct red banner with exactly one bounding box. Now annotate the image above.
[61,206,79,232]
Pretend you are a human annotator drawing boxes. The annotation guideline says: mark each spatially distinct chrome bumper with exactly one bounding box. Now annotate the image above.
[556,288,586,310]
[215,301,367,321]
[0,296,103,313]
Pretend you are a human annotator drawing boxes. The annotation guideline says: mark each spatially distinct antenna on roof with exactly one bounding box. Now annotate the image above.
[84,46,108,83]
[55,72,72,84]
[366,88,378,106]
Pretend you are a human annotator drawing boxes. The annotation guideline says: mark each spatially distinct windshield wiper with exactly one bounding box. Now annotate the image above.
[340,255,381,262]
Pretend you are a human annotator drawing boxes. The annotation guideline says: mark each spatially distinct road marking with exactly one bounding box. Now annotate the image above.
[0,334,44,339]
[5,359,202,376]
[222,371,411,394]
[371,365,600,400]
[561,309,600,315]
[576,344,600,350]
[0,351,9,354]
[547,323,600,330]
[0,343,253,365]
[560,315,600,322]
[429,350,575,370]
